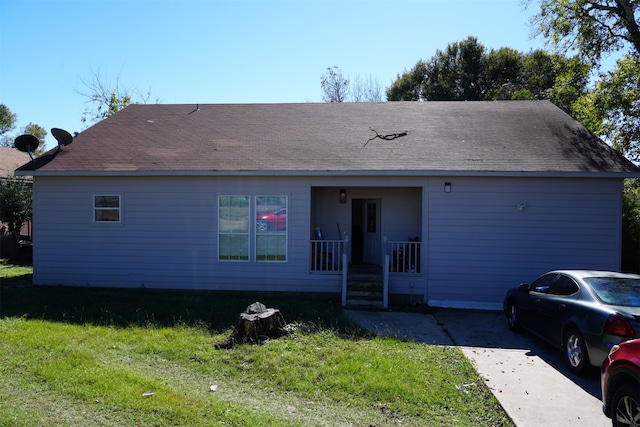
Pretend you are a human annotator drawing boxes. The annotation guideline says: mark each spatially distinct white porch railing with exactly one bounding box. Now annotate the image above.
[311,237,348,272]
[386,240,422,273]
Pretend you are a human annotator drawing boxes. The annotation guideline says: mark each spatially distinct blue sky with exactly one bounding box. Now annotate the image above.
[1,0,546,150]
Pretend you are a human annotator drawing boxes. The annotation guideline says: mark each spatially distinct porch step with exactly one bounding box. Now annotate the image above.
[345,278,384,308]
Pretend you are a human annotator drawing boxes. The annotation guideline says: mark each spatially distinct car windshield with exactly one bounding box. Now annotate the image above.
[584,277,640,307]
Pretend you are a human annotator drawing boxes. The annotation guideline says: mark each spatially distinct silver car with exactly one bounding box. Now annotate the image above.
[504,270,640,375]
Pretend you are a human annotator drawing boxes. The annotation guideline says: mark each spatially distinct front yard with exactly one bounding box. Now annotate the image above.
[0,259,513,426]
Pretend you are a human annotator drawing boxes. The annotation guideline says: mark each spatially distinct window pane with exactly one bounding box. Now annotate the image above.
[256,196,287,233]
[95,195,120,208]
[256,196,287,262]
[219,196,249,262]
[95,210,120,222]
[256,235,286,261]
[219,234,249,261]
[219,196,249,233]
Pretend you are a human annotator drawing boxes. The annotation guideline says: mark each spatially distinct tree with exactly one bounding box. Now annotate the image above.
[351,75,384,102]
[386,38,589,115]
[0,106,48,155]
[0,104,17,147]
[529,0,640,65]
[21,123,47,156]
[0,104,17,136]
[320,66,350,102]
[574,55,640,159]
[0,176,32,259]
[387,61,428,101]
[78,68,155,124]
[423,36,486,101]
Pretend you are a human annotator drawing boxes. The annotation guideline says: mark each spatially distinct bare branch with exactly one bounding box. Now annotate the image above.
[364,127,408,147]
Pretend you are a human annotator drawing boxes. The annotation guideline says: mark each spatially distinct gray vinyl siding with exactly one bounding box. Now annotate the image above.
[32,176,329,291]
[31,174,624,309]
[425,177,623,309]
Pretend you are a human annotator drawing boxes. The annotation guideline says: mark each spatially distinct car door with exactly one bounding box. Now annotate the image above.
[517,273,558,336]
[532,274,579,345]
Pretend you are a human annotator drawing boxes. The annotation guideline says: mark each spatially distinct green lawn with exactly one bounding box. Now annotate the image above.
[0,260,513,426]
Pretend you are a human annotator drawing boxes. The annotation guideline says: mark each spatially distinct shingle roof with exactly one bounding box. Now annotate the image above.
[1,147,31,177]
[16,101,640,176]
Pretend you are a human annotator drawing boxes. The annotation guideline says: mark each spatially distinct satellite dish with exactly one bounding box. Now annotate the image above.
[14,134,40,159]
[51,128,73,146]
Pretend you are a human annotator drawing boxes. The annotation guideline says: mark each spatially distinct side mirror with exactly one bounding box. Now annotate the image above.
[518,283,529,292]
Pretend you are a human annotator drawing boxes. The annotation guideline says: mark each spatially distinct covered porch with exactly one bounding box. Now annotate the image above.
[309,186,424,307]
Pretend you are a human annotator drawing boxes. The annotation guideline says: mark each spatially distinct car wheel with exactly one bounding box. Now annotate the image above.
[564,327,590,375]
[611,383,640,427]
[506,301,521,332]
[256,220,269,232]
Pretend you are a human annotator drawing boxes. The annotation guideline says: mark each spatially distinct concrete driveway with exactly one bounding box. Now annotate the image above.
[344,308,609,427]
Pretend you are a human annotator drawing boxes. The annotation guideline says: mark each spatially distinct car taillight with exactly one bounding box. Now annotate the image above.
[603,313,636,338]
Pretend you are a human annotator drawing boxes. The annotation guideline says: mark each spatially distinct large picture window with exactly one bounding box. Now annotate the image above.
[219,196,249,261]
[256,196,287,262]
[94,195,121,223]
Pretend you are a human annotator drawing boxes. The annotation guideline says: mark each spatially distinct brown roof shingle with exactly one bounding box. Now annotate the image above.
[17,101,640,176]
[0,146,31,177]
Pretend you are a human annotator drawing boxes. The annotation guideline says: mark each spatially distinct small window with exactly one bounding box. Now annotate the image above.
[94,195,121,223]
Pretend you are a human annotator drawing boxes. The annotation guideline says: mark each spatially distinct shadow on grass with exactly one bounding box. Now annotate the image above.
[0,285,363,335]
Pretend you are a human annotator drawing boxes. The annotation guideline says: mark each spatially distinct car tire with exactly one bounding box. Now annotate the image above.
[256,220,269,232]
[506,301,521,332]
[611,383,640,427]
[564,327,590,375]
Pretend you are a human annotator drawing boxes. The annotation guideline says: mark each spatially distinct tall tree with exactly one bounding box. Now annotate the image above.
[423,37,486,101]
[386,39,589,115]
[0,104,17,147]
[21,123,47,156]
[530,0,640,65]
[0,104,17,136]
[387,61,428,101]
[320,66,350,102]
[0,176,32,259]
[574,55,640,159]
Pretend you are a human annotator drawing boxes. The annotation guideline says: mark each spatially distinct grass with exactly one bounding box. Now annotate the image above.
[0,259,513,426]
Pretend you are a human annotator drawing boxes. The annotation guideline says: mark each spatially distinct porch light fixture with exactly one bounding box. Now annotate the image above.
[444,182,451,193]
[339,189,347,204]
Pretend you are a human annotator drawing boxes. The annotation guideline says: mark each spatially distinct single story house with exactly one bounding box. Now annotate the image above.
[16,101,640,309]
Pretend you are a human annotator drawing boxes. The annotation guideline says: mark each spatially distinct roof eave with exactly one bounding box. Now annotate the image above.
[15,169,640,179]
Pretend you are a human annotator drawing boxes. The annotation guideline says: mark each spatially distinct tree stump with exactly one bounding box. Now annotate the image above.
[215,302,289,349]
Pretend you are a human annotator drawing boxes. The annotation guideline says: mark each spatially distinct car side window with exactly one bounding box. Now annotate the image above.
[530,274,557,293]
[549,275,579,296]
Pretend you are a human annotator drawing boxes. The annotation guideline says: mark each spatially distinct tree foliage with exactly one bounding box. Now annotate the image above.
[78,68,155,124]
[621,178,640,273]
[386,37,589,115]
[574,55,640,159]
[530,0,640,65]
[0,176,32,258]
[0,105,47,155]
[0,104,17,136]
[21,123,47,156]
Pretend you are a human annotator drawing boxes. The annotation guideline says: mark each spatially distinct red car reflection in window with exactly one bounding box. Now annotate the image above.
[256,208,286,232]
